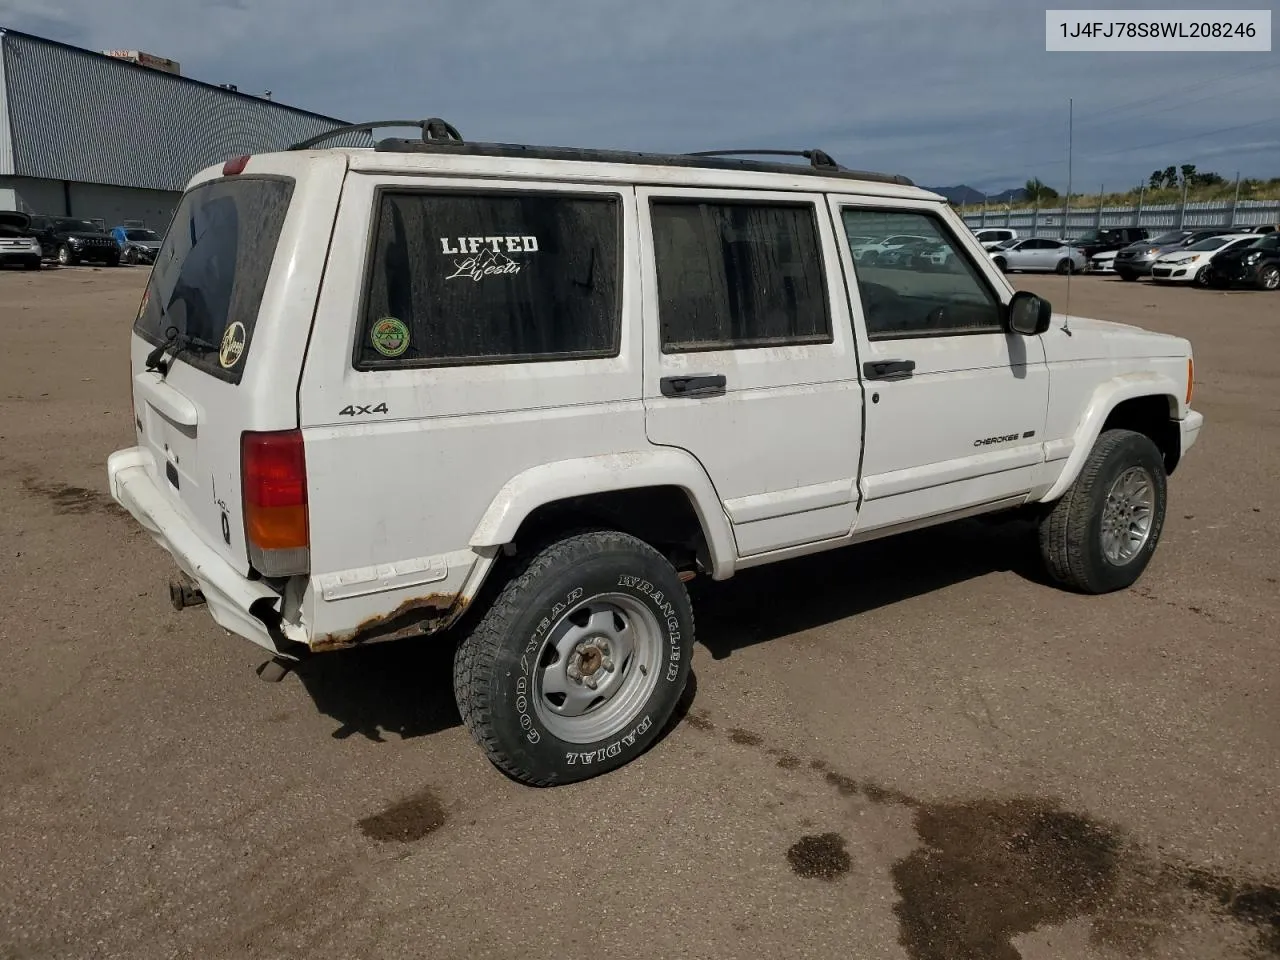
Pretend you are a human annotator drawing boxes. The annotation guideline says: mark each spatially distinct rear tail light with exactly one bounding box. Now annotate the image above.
[241,429,310,577]
[223,155,251,176]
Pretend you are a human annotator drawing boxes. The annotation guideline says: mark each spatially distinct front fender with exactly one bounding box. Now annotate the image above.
[469,449,736,580]
[1039,372,1182,503]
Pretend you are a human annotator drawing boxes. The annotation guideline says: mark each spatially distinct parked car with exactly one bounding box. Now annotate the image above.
[107,124,1202,786]
[1089,250,1118,274]
[29,216,121,266]
[111,226,164,265]
[989,237,1087,274]
[1150,234,1258,286]
[850,234,932,263]
[1064,227,1149,261]
[0,211,43,270]
[972,227,1018,251]
[1242,224,1278,234]
[1113,229,1223,281]
[1203,233,1280,290]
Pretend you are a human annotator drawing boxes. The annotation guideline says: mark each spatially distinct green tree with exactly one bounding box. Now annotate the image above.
[1024,177,1060,203]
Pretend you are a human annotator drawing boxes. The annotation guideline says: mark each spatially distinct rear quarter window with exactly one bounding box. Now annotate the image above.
[356,190,621,368]
[134,176,295,385]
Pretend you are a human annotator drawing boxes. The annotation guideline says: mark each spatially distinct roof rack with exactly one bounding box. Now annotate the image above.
[289,117,462,151]
[684,149,840,171]
[290,116,914,186]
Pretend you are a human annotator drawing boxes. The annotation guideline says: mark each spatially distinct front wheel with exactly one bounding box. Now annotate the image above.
[1117,270,1137,282]
[1055,258,1075,275]
[993,257,1007,272]
[56,244,73,266]
[453,529,695,786]
[1258,264,1280,291]
[1038,428,1168,594]
[1194,265,1211,287]
[121,247,137,265]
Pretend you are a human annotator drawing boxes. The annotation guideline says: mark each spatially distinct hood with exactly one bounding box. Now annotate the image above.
[1040,315,1190,364]
[64,230,112,240]
[125,239,162,250]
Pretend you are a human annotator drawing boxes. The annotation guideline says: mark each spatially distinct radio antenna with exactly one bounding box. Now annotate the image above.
[1062,97,1074,335]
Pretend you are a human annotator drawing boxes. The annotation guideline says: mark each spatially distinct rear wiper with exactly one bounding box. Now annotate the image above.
[145,325,219,375]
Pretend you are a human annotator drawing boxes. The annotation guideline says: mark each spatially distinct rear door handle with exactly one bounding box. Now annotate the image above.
[660,374,727,398]
[863,359,916,381]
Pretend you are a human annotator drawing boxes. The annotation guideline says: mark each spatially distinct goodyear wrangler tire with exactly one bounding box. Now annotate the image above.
[453,530,694,786]
[1038,428,1168,594]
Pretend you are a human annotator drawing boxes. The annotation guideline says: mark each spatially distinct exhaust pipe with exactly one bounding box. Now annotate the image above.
[169,575,206,611]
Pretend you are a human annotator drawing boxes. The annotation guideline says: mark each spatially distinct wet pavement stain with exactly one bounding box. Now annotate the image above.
[684,709,715,732]
[357,788,447,843]
[728,727,763,746]
[787,833,852,881]
[776,753,801,770]
[22,478,126,517]
[891,797,1123,960]
[1185,868,1280,957]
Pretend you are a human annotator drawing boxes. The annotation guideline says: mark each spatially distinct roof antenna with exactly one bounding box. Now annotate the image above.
[1062,97,1074,336]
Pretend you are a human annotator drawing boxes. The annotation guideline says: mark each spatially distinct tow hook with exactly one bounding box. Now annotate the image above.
[169,575,206,611]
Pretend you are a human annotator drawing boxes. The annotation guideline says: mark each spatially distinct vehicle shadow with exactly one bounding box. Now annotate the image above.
[288,516,1045,740]
[690,515,1048,660]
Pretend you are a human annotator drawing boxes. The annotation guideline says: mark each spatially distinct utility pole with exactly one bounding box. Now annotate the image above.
[1065,98,1073,238]
[1230,171,1241,228]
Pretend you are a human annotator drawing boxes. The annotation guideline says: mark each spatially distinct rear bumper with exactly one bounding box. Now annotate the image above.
[1180,410,1204,458]
[107,446,287,656]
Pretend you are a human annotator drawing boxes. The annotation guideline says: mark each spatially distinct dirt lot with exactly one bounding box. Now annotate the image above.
[1,265,1277,960]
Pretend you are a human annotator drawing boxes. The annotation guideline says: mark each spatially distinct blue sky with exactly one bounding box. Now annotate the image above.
[3,0,1277,193]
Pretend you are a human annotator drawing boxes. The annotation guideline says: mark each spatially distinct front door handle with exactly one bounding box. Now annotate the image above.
[660,374,727,398]
[863,359,916,381]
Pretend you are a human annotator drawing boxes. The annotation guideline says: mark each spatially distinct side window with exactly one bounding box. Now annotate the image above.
[842,209,1003,340]
[650,199,832,353]
[357,190,621,368]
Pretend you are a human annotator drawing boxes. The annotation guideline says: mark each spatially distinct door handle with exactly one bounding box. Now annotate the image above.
[660,374,727,398]
[863,359,916,381]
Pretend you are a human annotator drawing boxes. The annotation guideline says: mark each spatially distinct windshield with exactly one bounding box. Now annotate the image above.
[1245,235,1280,250]
[55,219,101,233]
[1148,231,1189,245]
[1184,237,1236,252]
[126,229,161,241]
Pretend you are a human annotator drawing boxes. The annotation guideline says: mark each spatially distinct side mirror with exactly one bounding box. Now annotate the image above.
[1008,290,1052,336]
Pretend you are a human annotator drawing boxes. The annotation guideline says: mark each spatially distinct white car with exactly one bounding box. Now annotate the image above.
[1150,233,1258,286]
[989,237,1088,274]
[849,234,931,263]
[106,121,1203,787]
[973,227,1018,251]
[1089,250,1118,274]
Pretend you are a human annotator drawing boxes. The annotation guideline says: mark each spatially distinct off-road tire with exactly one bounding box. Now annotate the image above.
[1038,428,1168,594]
[453,529,694,787]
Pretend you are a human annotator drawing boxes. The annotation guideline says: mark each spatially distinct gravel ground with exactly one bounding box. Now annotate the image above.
[0,265,1276,960]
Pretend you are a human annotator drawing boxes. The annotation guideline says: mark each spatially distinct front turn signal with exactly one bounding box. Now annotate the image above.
[1186,357,1194,406]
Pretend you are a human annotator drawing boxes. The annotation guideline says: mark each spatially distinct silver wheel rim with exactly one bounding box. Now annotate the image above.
[532,592,664,744]
[58,247,69,264]
[1263,267,1279,290]
[1101,466,1155,565]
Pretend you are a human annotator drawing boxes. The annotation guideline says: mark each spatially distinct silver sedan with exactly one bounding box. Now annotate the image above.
[989,238,1088,274]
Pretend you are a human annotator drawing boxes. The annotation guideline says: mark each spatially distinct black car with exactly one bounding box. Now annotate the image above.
[0,211,43,270]
[1065,226,1149,260]
[29,216,121,267]
[1204,234,1280,290]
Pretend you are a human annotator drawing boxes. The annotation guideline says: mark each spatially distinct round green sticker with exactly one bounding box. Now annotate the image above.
[370,317,410,358]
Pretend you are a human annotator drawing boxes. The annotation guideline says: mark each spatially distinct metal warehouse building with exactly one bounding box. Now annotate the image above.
[0,27,370,229]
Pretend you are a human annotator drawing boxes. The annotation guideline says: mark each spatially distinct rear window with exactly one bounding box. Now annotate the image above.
[134,176,294,384]
[357,190,621,368]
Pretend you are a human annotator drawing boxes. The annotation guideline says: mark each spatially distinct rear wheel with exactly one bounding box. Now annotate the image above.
[1258,264,1280,291]
[1038,429,1168,594]
[453,529,695,786]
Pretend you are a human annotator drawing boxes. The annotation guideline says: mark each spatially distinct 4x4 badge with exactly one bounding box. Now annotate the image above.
[370,317,410,358]
[219,321,246,369]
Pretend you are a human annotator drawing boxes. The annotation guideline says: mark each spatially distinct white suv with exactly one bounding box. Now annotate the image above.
[108,120,1203,786]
